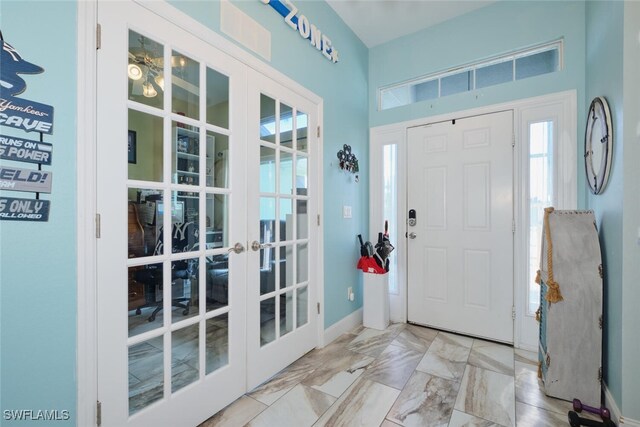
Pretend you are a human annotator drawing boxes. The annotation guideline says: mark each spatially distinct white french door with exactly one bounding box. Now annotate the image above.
[246,71,318,390]
[96,2,319,426]
[406,111,514,343]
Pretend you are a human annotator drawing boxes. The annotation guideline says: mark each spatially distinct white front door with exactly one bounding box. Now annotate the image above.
[96,2,320,425]
[407,111,514,343]
[246,70,319,389]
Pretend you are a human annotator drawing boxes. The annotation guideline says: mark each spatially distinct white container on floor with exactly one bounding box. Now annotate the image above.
[363,273,389,330]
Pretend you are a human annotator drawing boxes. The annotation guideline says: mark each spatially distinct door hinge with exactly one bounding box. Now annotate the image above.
[512,219,515,233]
[598,367,603,382]
[512,133,515,147]
[96,23,102,50]
[317,126,321,138]
[96,213,101,238]
[96,400,102,426]
[317,214,320,226]
[512,306,516,320]
[317,302,320,314]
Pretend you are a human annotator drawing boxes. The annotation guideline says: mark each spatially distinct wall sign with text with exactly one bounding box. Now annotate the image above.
[261,0,339,64]
[0,34,54,222]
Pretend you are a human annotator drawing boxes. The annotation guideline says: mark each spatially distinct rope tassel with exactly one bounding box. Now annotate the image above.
[542,207,564,303]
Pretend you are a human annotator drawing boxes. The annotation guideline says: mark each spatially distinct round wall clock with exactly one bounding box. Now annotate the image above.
[584,96,613,195]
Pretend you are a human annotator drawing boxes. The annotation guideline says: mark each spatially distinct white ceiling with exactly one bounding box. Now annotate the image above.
[325,0,497,48]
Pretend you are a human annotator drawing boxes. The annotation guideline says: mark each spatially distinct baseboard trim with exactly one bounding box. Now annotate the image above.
[604,383,640,426]
[323,308,363,346]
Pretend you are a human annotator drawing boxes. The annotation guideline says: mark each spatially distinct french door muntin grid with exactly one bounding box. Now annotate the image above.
[125,30,234,414]
[258,95,310,347]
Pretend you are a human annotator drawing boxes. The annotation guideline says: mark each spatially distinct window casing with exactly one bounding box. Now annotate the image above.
[379,40,563,111]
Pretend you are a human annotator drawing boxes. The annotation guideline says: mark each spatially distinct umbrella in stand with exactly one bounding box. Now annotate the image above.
[357,234,384,273]
[373,221,395,272]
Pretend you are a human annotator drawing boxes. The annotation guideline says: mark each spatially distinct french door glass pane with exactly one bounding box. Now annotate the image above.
[279,290,294,337]
[128,187,163,259]
[206,313,229,374]
[280,151,293,194]
[171,323,199,392]
[173,123,200,186]
[297,286,308,327]
[206,67,229,129]
[206,131,229,188]
[260,248,276,295]
[296,200,308,240]
[260,197,276,244]
[128,109,163,182]
[296,111,308,152]
[260,94,276,143]
[260,146,276,193]
[296,243,308,284]
[279,245,293,289]
[206,194,228,248]
[171,257,198,323]
[170,192,199,254]
[128,262,164,337]
[260,297,276,346]
[206,255,229,312]
[172,51,199,120]
[279,198,293,241]
[529,121,554,314]
[128,30,164,110]
[129,336,163,415]
[296,156,308,194]
[280,103,293,149]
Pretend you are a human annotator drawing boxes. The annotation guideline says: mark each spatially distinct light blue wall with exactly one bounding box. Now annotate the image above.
[0,1,77,426]
[621,1,640,418]
[168,1,370,328]
[369,0,587,207]
[585,0,624,409]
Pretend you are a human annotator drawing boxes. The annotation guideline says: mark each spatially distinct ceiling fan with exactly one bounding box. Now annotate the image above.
[128,36,165,98]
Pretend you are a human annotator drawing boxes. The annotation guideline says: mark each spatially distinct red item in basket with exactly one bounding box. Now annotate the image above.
[357,256,386,274]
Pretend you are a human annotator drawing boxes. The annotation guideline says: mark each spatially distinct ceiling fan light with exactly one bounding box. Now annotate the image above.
[127,63,143,80]
[154,74,165,91]
[142,81,157,98]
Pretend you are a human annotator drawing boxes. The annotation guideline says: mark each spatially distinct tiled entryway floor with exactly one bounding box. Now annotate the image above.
[200,323,583,427]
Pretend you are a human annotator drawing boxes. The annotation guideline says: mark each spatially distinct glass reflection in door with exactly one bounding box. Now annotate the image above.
[257,94,310,347]
[125,28,234,414]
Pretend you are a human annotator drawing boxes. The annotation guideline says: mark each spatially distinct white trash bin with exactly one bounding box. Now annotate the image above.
[363,273,389,330]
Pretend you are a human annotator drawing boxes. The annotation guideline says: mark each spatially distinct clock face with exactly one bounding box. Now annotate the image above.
[584,97,612,195]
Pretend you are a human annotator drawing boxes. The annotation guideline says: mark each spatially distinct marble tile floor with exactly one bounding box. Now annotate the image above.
[200,323,591,427]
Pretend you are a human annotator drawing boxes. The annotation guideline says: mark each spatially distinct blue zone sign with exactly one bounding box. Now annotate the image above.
[262,0,339,64]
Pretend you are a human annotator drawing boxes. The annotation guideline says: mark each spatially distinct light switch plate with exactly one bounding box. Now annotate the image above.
[343,205,352,219]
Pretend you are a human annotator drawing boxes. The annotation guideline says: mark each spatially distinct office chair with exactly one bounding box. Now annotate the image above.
[134,222,198,322]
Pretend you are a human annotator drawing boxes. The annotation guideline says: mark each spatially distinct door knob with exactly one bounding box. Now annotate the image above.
[408,232,417,239]
[251,240,273,251]
[228,242,245,254]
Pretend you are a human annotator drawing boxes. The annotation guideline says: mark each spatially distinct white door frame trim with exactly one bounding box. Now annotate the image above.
[76,1,98,426]
[77,1,325,424]
[369,90,577,349]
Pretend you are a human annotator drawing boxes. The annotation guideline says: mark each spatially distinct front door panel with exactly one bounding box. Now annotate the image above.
[407,111,514,343]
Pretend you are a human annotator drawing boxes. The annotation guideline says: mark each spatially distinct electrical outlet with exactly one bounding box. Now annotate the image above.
[347,287,355,301]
